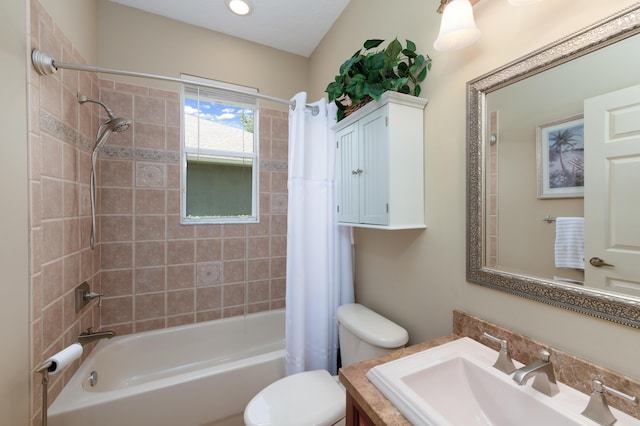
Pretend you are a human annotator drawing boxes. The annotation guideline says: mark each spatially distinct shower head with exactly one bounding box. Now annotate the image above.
[78,92,131,150]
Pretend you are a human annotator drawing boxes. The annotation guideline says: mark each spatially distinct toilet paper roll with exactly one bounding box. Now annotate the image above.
[45,343,83,375]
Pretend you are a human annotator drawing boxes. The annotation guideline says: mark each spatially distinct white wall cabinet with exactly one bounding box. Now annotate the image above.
[334,91,427,229]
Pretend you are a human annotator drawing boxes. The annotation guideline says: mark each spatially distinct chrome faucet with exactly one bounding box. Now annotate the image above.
[78,327,116,346]
[512,349,559,396]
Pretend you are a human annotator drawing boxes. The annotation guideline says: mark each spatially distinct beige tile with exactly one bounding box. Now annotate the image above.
[42,299,63,350]
[134,95,166,125]
[223,238,245,260]
[223,283,245,307]
[134,122,166,150]
[196,286,222,311]
[196,238,222,263]
[101,269,133,296]
[167,314,195,328]
[167,214,194,239]
[135,293,165,320]
[101,242,133,269]
[134,318,165,333]
[223,260,245,284]
[135,241,166,267]
[271,215,287,236]
[135,215,166,241]
[41,134,63,178]
[270,257,286,279]
[100,160,133,187]
[167,240,195,265]
[247,236,269,259]
[196,261,223,287]
[248,280,269,303]
[167,289,195,316]
[135,189,165,214]
[63,252,80,293]
[100,188,134,214]
[196,309,222,323]
[42,219,64,262]
[167,264,195,290]
[101,215,133,242]
[247,258,269,281]
[135,266,166,294]
[41,259,63,306]
[42,177,63,219]
[271,278,286,299]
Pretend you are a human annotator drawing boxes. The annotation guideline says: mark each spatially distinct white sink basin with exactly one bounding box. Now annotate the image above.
[366,337,638,426]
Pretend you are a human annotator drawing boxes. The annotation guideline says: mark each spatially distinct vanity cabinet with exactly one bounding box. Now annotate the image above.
[346,392,375,426]
[334,91,428,229]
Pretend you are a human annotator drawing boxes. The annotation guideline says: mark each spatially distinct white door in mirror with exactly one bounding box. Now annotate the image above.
[585,83,640,297]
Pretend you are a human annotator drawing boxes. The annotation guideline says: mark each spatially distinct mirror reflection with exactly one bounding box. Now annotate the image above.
[485,33,640,296]
[467,4,640,328]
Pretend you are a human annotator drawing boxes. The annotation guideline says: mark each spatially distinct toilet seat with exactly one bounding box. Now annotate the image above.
[244,369,345,426]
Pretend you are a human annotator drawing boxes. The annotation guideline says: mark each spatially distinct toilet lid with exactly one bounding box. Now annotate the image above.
[244,369,345,426]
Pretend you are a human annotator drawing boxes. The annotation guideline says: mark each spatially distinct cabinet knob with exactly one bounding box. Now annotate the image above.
[351,169,363,175]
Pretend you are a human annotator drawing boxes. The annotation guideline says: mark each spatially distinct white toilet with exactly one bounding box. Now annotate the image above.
[244,303,409,426]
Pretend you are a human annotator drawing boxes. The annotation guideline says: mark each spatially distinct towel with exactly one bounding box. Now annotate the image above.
[554,217,584,269]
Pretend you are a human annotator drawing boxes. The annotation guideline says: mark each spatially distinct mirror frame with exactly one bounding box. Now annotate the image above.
[467,4,640,329]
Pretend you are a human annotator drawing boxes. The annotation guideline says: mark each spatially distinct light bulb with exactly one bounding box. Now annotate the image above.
[227,0,252,16]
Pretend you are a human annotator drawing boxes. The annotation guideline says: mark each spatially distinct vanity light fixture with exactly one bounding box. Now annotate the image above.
[434,0,544,52]
[227,0,252,16]
[434,0,481,52]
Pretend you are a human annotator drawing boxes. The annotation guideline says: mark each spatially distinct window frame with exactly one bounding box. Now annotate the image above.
[180,75,259,225]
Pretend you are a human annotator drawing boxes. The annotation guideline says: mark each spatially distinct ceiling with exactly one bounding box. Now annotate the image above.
[109,0,351,57]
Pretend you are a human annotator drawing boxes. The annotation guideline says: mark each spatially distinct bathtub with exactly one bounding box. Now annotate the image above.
[48,309,285,426]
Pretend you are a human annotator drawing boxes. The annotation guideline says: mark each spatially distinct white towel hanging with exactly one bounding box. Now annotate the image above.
[554,217,584,269]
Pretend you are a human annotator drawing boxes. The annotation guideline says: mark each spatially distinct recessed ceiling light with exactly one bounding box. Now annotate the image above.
[227,0,252,16]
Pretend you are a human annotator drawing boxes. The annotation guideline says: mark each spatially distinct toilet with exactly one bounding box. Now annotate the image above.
[244,303,409,426]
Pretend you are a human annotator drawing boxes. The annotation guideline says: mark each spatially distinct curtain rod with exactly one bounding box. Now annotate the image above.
[31,49,319,115]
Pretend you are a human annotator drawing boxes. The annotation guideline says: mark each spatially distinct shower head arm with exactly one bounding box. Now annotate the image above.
[77,93,116,119]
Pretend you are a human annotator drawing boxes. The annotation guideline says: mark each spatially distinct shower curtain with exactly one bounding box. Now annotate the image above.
[285,92,354,376]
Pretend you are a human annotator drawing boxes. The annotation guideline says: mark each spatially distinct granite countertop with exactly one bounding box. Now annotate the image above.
[338,334,461,425]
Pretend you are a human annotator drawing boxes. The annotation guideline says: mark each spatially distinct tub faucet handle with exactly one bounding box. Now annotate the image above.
[84,291,104,307]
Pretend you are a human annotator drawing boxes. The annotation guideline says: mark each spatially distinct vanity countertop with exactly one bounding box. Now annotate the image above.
[338,334,461,425]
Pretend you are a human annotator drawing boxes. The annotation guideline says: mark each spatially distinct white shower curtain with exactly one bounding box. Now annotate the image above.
[285,92,354,376]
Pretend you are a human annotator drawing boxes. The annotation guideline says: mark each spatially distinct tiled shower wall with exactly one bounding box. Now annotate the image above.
[29,0,102,423]
[29,1,288,422]
[97,79,288,335]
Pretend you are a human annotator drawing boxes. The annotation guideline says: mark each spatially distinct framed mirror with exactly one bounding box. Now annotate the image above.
[467,4,640,328]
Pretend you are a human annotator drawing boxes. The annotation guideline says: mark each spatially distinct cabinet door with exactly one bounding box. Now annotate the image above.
[336,123,360,223]
[359,108,389,225]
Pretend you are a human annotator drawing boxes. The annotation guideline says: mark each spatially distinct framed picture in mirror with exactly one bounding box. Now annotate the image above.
[536,114,584,199]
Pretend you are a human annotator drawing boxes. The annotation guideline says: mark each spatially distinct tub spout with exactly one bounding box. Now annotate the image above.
[78,327,116,346]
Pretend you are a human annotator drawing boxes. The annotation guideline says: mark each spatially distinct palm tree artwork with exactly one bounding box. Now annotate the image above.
[547,123,584,189]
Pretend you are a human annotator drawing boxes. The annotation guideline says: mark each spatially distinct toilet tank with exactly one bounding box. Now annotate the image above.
[336,303,409,367]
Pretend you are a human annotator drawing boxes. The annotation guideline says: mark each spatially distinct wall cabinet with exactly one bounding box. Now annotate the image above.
[334,91,427,229]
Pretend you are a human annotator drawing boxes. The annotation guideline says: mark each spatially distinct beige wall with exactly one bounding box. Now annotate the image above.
[38,0,97,63]
[1,1,30,425]
[96,1,309,107]
[310,0,640,379]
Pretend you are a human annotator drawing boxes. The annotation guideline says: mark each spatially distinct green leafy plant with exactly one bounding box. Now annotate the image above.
[326,38,432,121]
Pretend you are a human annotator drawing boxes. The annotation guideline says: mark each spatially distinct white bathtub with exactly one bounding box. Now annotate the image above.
[48,309,285,426]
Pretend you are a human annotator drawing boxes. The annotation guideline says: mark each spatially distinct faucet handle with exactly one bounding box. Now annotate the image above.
[482,332,517,374]
[581,379,638,426]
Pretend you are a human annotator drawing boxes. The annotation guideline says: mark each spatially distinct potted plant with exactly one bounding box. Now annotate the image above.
[325,38,431,121]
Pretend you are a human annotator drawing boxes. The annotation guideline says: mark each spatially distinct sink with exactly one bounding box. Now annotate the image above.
[366,337,639,426]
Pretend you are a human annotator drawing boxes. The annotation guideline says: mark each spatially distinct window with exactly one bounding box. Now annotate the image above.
[181,75,258,224]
